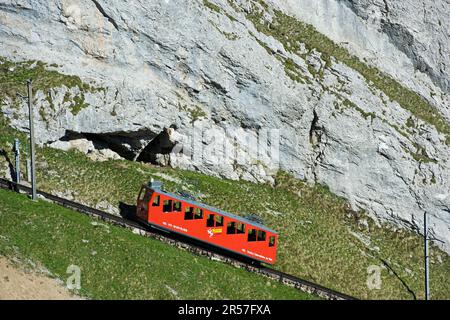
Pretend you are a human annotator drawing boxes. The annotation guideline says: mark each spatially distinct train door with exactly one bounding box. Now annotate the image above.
[136,186,152,221]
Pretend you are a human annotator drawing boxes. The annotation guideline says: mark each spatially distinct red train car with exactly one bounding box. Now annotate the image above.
[135,181,278,264]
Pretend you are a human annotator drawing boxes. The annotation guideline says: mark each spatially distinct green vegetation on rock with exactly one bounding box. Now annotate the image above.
[282,58,311,85]
[410,142,438,164]
[178,103,207,123]
[0,56,102,116]
[203,0,222,13]
[203,0,237,22]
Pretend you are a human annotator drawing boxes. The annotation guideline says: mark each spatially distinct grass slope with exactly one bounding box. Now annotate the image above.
[0,189,315,299]
[0,118,449,300]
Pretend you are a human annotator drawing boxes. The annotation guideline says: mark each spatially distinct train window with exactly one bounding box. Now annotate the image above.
[227,222,236,234]
[152,195,160,206]
[194,208,203,219]
[237,223,245,234]
[206,214,215,227]
[143,191,152,204]
[173,201,182,212]
[163,200,172,213]
[138,188,146,201]
[257,230,266,241]
[269,236,275,247]
[215,215,224,227]
[184,207,194,220]
[248,229,257,242]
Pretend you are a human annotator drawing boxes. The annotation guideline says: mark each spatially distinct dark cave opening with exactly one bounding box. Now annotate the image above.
[136,128,176,164]
[58,128,176,165]
[59,129,154,161]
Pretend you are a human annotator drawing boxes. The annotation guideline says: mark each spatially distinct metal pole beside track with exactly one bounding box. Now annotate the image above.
[13,138,20,183]
[424,211,429,300]
[27,79,37,200]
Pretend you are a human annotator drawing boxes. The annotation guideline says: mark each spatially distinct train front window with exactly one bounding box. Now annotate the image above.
[143,190,152,204]
[257,230,266,241]
[184,207,194,220]
[206,214,215,227]
[269,236,275,247]
[163,200,173,213]
[227,222,236,234]
[138,188,146,201]
[248,229,257,242]
[152,195,160,206]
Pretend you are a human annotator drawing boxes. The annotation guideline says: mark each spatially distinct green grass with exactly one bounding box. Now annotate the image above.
[0,118,448,300]
[0,188,315,299]
[244,1,449,145]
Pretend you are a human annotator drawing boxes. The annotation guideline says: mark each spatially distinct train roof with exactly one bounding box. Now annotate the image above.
[146,181,277,234]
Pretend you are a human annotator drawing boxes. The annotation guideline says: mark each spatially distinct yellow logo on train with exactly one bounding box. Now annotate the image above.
[207,227,222,238]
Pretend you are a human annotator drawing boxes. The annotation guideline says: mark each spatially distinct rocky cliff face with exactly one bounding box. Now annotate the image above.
[0,0,449,252]
[343,0,450,93]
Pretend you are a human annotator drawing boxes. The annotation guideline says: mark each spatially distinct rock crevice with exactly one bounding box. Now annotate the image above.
[91,0,119,31]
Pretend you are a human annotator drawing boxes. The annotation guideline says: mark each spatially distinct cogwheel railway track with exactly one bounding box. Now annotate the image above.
[0,177,357,300]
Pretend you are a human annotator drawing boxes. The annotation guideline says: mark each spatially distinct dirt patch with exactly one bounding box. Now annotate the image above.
[0,256,82,300]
